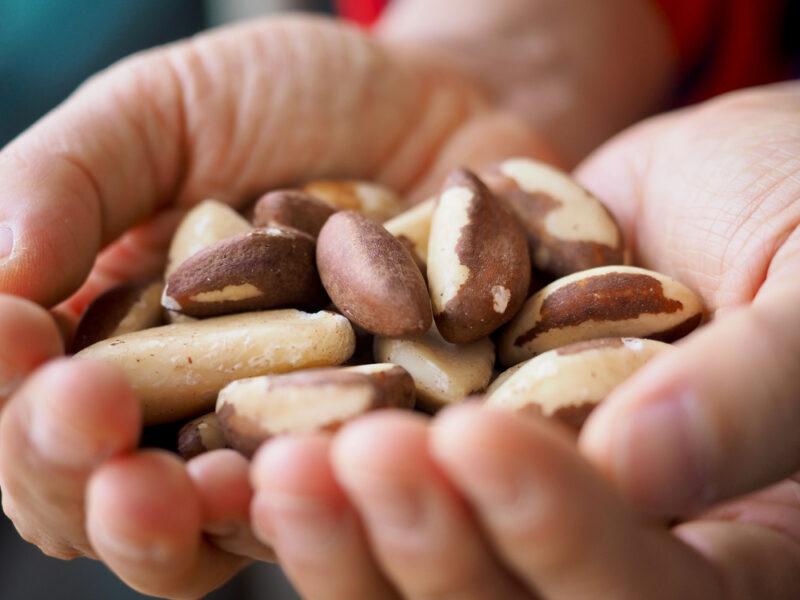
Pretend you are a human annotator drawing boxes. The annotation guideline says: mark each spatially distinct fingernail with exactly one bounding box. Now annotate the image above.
[615,392,713,513]
[29,395,115,467]
[0,225,13,259]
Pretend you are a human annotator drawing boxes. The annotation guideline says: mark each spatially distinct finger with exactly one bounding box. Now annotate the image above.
[0,358,139,558]
[187,449,275,561]
[54,208,183,323]
[0,295,64,407]
[676,521,800,599]
[87,451,247,599]
[1,16,484,306]
[332,411,528,600]
[431,404,723,599]
[581,242,800,514]
[251,434,399,600]
[407,111,562,203]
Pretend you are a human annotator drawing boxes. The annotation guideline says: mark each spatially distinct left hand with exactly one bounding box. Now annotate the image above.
[249,83,800,599]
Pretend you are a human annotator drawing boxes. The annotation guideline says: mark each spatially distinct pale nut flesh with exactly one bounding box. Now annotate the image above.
[163,227,324,318]
[76,310,356,425]
[374,326,494,412]
[488,337,672,431]
[72,280,164,353]
[481,158,627,278]
[427,169,531,344]
[216,363,415,457]
[177,412,227,460]
[302,180,404,222]
[499,265,704,366]
[383,197,435,266]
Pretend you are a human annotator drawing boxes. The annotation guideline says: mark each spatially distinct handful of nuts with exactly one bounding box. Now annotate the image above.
[73,160,704,458]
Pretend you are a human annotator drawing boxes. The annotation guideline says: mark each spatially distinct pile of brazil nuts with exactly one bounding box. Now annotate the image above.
[72,158,704,459]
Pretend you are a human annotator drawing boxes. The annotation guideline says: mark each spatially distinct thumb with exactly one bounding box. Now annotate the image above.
[580,233,800,515]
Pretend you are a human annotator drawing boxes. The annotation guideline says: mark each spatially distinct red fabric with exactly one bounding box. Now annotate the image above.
[336,0,388,27]
[653,0,787,102]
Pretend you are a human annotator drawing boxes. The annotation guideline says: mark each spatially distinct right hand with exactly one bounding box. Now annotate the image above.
[0,14,551,598]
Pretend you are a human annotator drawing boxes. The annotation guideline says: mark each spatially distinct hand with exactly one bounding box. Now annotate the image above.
[249,83,800,599]
[0,14,551,598]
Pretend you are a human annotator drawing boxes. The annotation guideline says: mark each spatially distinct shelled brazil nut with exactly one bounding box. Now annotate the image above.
[216,364,415,457]
[427,169,531,343]
[177,412,227,460]
[76,310,356,424]
[302,179,404,221]
[499,265,704,366]
[374,325,495,412]
[488,338,671,431]
[71,280,164,352]
[383,197,435,267]
[252,190,336,237]
[480,157,627,279]
[163,227,325,317]
[317,211,432,336]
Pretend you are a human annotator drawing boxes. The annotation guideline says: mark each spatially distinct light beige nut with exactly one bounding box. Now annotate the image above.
[485,361,526,396]
[427,169,530,343]
[481,158,627,278]
[76,309,356,425]
[252,190,337,237]
[164,227,325,318]
[303,180,404,221]
[317,211,432,336]
[216,363,415,457]
[374,326,494,412]
[383,197,435,266]
[499,265,704,366]
[72,281,164,352]
[177,413,226,460]
[488,338,672,431]
[165,199,252,278]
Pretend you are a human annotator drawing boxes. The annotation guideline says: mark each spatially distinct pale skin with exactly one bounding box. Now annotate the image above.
[0,6,798,600]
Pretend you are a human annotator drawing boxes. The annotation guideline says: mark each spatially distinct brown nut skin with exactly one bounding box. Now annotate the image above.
[488,338,672,432]
[317,211,432,336]
[71,280,164,353]
[499,265,704,366]
[217,364,415,457]
[163,227,325,318]
[302,180,404,221]
[427,169,531,344]
[252,190,337,237]
[480,158,626,279]
[177,413,227,460]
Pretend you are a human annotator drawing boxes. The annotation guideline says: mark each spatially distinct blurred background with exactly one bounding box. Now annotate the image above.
[1,4,326,598]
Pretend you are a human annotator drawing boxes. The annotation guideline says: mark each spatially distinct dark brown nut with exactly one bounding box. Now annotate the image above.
[488,338,671,431]
[383,197,435,266]
[165,199,252,278]
[72,281,164,352]
[317,211,432,336]
[216,364,415,457]
[163,227,325,318]
[303,180,404,221]
[252,190,337,237]
[374,326,495,412]
[76,309,356,425]
[499,266,704,366]
[480,158,627,279]
[427,169,531,344]
[177,413,226,460]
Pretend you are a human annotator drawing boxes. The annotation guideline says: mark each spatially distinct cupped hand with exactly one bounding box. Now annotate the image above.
[0,14,550,598]
[249,83,800,599]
